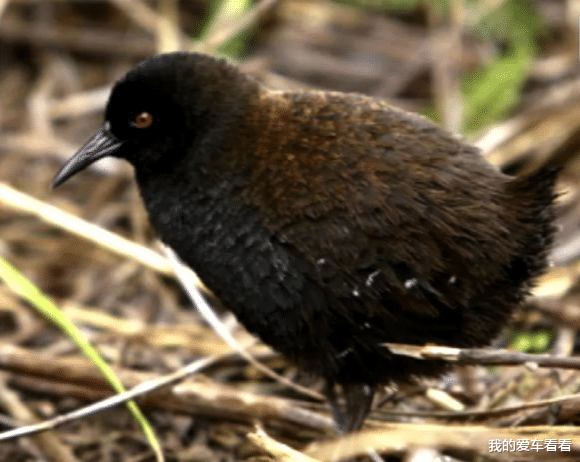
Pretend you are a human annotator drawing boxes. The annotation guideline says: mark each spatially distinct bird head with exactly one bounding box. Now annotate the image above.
[53,52,257,187]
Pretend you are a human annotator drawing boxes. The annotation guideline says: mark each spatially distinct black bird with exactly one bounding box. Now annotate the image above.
[53,52,558,432]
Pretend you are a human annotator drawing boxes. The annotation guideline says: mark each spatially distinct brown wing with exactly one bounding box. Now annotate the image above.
[239,90,517,326]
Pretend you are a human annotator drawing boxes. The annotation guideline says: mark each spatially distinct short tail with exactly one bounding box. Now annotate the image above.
[508,165,560,217]
[506,164,560,284]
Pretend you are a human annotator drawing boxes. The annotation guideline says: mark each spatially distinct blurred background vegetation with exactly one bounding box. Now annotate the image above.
[2,1,580,461]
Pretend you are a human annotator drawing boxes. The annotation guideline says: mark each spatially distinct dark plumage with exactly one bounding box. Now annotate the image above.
[53,52,558,431]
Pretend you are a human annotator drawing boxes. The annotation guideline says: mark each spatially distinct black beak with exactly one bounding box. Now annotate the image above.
[52,121,124,188]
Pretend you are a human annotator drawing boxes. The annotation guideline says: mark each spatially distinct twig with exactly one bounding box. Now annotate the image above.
[0,345,332,431]
[0,354,217,442]
[62,301,233,355]
[49,86,111,119]
[0,373,77,462]
[173,382,331,431]
[247,425,321,462]
[156,0,181,53]
[305,422,580,461]
[0,132,79,158]
[196,0,278,52]
[109,0,161,33]
[0,182,172,275]
[0,18,153,56]
[384,343,580,369]
[378,389,580,421]
[0,0,8,19]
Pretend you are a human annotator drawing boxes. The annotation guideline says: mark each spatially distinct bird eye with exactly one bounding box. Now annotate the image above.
[133,112,154,129]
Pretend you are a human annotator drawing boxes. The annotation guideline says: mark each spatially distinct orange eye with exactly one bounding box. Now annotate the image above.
[133,112,153,129]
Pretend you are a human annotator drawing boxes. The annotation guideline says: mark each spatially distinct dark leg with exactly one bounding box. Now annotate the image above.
[343,382,375,431]
[325,381,348,432]
[325,381,375,432]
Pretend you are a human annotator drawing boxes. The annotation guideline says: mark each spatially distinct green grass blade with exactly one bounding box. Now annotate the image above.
[0,257,164,461]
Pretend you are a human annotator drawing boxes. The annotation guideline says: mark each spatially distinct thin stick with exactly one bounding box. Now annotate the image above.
[0,182,172,275]
[196,0,278,52]
[0,355,217,442]
[384,343,580,369]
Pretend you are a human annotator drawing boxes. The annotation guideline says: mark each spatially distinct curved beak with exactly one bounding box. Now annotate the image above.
[52,122,123,188]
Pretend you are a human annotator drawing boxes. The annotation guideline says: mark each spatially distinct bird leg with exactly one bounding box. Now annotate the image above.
[325,382,375,432]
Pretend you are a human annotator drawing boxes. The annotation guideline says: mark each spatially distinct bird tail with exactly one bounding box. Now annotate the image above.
[505,164,560,284]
